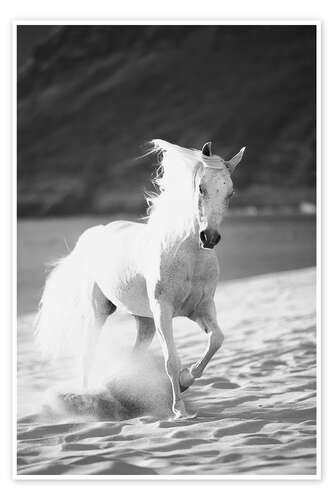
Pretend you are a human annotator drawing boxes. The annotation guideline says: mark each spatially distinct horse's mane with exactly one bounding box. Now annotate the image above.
[144,139,224,246]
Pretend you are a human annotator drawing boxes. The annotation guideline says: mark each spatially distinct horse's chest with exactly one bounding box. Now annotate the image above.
[173,256,219,317]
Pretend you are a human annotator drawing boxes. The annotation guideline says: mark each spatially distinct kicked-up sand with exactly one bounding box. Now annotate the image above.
[17,267,317,476]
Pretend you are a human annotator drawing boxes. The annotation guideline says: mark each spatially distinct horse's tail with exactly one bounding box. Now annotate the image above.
[34,226,103,360]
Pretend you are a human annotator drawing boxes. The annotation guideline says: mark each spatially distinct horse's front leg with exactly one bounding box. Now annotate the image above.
[150,299,187,419]
[180,301,224,391]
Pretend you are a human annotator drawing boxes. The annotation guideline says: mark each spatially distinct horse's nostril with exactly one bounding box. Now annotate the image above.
[200,231,207,244]
[200,229,221,248]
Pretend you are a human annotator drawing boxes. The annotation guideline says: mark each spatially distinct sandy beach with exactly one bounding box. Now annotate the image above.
[17,267,316,476]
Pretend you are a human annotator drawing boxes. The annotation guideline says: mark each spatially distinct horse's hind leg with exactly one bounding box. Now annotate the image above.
[82,283,116,388]
[133,316,155,352]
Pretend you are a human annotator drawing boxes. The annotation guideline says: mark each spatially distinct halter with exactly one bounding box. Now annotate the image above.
[201,155,226,170]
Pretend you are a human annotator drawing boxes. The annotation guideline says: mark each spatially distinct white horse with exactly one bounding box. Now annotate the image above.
[35,139,245,419]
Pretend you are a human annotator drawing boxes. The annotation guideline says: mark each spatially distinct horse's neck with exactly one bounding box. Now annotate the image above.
[147,208,198,245]
[160,225,201,257]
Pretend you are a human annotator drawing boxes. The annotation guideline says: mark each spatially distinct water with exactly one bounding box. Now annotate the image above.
[17,214,316,314]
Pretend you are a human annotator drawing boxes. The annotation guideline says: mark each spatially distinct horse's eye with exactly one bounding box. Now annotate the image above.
[199,184,206,196]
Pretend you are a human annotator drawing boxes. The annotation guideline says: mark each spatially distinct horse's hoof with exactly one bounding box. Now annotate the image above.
[170,400,186,420]
[171,409,197,420]
[179,367,195,392]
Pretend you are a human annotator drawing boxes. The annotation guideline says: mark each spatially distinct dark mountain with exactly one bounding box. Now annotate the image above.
[17,25,316,216]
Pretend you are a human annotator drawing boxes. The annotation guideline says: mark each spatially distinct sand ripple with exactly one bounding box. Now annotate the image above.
[17,268,316,476]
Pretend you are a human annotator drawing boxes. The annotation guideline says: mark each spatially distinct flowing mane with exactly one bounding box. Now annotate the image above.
[145,139,224,245]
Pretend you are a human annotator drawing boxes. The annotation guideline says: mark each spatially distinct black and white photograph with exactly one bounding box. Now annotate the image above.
[16,22,318,477]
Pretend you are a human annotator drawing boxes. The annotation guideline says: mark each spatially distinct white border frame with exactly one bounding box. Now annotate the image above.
[13,20,322,481]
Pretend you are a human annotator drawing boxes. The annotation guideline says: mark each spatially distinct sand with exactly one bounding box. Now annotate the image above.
[17,267,317,476]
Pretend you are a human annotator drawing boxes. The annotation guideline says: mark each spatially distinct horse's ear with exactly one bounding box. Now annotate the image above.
[202,142,212,157]
[226,147,246,174]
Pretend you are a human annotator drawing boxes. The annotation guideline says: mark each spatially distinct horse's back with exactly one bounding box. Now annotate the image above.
[103,220,148,264]
[105,219,143,233]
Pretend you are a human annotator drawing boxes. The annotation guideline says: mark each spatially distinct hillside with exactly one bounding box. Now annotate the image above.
[17,25,316,216]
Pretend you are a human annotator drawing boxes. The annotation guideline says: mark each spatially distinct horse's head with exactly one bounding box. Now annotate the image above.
[196,142,245,249]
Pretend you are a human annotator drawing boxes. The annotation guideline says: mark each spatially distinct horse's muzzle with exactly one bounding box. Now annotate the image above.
[199,229,221,249]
